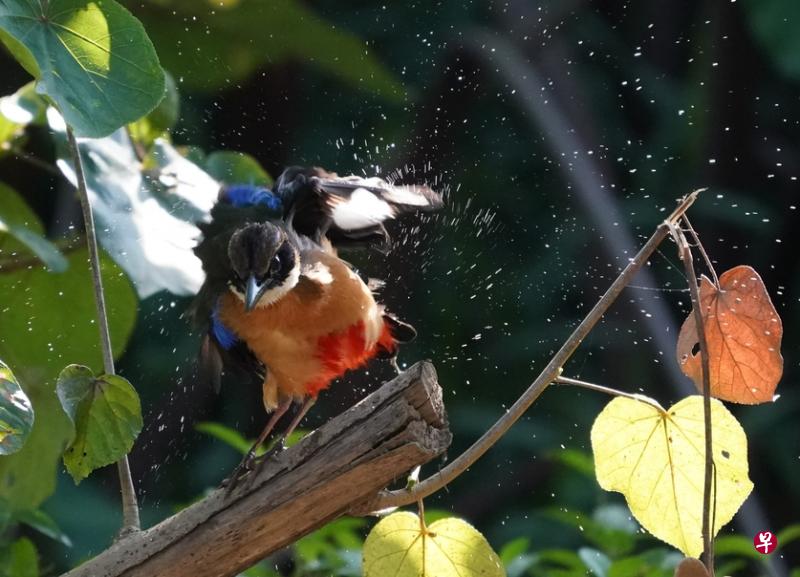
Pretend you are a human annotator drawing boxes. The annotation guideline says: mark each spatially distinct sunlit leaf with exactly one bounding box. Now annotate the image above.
[56,365,142,484]
[136,0,405,100]
[0,0,165,137]
[0,182,68,272]
[673,558,709,577]
[52,115,218,297]
[677,265,783,404]
[0,360,33,455]
[0,248,136,510]
[591,395,753,558]
[0,82,46,152]
[0,82,46,126]
[362,511,505,577]
[205,151,272,187]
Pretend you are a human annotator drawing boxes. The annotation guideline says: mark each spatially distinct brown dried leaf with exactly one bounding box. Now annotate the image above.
[674,558,710,577]
[677,265,783,404]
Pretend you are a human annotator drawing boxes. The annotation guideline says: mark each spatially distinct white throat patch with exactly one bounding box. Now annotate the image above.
[229,262,301,308]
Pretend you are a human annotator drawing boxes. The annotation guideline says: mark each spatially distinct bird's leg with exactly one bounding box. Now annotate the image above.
[222,397,292,494]
[257,397,317,463]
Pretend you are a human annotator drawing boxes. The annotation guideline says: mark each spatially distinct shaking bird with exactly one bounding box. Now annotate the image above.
[191,166,442,487]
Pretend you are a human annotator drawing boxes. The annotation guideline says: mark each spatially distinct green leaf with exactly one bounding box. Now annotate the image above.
[607,548,682,577]
[0,0,165,137]
[127,71,179,150]
[137,0,405,100]
[0,248,136,511]
[56,365,142,484]
[0,360,33,455]
[195,421,251,455]
[0,537,39,577]
[0,181,68,272]
[205,151,273,187]
[499,537,530,566]
[546,507,637,557]
[713,534,763,560]
[777,523,800,551]
[0,27,39,78]
[15,508,72,547]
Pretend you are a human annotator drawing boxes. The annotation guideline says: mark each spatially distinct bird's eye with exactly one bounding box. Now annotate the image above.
[271,254,281,270]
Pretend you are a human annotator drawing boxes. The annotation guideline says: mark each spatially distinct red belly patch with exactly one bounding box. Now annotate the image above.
[305,321,396,397]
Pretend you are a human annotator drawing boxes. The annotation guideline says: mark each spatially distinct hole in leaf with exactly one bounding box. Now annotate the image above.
[691,342,700,356]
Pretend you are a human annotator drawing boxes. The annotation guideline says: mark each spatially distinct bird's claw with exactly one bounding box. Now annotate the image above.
[221,450,257,496]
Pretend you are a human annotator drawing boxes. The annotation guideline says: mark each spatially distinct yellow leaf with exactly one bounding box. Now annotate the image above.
[591,395,753,557]
[363,511,505,577]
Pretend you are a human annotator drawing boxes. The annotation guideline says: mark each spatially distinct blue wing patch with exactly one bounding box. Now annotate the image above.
[223,184,283,212]
[211,298,238,350]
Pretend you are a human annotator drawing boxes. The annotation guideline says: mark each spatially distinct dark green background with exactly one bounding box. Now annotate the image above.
[1,0,798,574]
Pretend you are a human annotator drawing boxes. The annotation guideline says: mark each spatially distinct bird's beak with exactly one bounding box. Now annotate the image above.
[244,275,266,312]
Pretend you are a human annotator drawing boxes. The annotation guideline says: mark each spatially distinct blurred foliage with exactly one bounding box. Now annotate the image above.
[0,360,33,456]
[0,0,798,575]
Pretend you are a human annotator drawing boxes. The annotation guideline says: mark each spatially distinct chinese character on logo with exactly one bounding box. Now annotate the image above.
[753,531,777,554]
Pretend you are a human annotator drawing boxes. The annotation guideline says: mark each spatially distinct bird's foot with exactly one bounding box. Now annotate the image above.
[237,439,287,491]
[221,449,257,496]
[390,356,402,375]
[255,439,287,467]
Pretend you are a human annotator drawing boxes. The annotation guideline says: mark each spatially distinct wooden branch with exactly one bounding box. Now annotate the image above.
[63,362,450,577]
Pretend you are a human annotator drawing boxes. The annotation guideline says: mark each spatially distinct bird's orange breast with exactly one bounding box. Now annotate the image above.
[218,252,395,408]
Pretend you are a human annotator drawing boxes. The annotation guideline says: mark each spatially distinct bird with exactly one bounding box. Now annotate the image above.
[191,166,443,489]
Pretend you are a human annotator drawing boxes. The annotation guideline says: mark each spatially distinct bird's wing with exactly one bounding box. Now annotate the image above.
[191,198,269,392]
[275,166,443,252]
[195,297,264,393]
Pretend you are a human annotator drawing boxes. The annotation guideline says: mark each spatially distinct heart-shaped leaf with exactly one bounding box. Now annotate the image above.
[591,395,753,558]
[56,365,142,484]
[0,0,165,137]
[677,265,783,404]
[363,511,505,577]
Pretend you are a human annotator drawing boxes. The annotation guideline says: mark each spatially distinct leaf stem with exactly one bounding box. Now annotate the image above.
[66,126,141,535]
[353,191,700,513]
[671,220,715,575]
[553,376,665,411]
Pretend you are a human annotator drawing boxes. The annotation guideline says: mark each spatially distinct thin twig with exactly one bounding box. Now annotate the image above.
[683,215,719,287]
[553,376,665,411]
[66,127,141,535]
[670,220,715,575]
[355,192,699,512]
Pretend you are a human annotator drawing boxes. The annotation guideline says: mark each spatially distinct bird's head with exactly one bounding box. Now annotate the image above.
[227,222,300,311]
